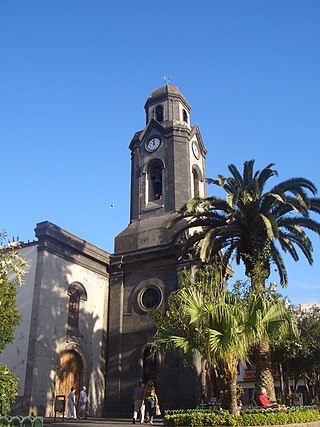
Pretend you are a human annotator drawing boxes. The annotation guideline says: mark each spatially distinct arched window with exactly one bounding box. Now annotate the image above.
[143,347,157,383]
[148,161,163,201]
[182,109,188,123]
[67,282,87,337]
[155,105,164,123]
[68,288,80,329]
[193,168,200,198]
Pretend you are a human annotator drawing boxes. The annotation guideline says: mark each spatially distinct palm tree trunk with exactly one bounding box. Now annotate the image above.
[250,264,277,402]
[229,363,240,416]
[255,340,276,401]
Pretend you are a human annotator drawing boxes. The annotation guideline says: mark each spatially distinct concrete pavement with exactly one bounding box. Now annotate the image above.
[44,418,163,427]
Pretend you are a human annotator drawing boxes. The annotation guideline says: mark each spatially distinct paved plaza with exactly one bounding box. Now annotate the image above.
[44,418,163,427]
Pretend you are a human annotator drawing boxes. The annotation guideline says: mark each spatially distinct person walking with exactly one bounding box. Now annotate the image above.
[78,386,88,419]
[66,387,77,420]
[132,381,145,424]
[144,381,158,425]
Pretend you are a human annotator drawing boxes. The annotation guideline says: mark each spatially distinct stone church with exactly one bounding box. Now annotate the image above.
[1,85,208,417]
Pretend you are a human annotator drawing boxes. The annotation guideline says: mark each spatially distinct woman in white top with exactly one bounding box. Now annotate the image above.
[66,387,77,419]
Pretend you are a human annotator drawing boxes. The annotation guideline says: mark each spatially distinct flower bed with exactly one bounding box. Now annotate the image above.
[163,406,320,426]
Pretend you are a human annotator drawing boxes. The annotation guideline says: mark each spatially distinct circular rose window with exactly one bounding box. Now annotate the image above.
[140,286,162,310]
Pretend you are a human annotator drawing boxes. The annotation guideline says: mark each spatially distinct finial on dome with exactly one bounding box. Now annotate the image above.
[163,75,171,85]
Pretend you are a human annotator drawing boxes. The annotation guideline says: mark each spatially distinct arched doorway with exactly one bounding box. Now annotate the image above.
[142,347,157,384]
[58,350,82,409]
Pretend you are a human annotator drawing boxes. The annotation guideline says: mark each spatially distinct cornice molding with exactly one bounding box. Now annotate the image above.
[35,221,110,277]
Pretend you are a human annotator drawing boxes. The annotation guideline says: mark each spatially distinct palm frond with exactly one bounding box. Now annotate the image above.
[309,197,320,214]
[228,163,245,188]
[269,243,288,287]
[270,177,317,197]
[257,163,277,192]
[243,160,255,187]
[259,214,276,239]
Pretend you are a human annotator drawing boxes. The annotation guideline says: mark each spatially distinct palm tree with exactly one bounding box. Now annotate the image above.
[170,160,320,398]
[152,286,293,415]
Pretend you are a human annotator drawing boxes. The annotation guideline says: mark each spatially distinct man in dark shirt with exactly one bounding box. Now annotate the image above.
[132,381,145,424]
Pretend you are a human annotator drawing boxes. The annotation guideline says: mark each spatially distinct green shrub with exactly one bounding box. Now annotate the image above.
[0,364,18,416]
[163,406,320,426]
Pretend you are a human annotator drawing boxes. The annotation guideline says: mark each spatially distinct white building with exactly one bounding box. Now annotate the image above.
[1,221,109,417]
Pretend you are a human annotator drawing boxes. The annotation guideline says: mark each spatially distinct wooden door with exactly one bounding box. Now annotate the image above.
[58,351,81,410]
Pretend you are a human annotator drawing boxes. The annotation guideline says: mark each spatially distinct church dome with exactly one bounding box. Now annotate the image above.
[149,84,183,98]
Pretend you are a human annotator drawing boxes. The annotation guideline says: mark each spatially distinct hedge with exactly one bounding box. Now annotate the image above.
[163,406,320,426]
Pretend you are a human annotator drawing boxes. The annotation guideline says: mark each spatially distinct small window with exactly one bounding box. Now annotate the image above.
[155,105,164,123]
[193,168,200,198]
[148,162,163,201]
[183,109,188,123]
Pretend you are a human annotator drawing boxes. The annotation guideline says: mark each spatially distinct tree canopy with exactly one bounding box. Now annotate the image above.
[169,160,320,398]
[171,160,320,289]
[151,266,294,414]
[273,304,320,403]
[0,231,26,352]
[0,231,26,415]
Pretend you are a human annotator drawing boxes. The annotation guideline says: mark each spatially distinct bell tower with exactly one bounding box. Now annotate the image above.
[106,85,207,416]
[115,85,207,253]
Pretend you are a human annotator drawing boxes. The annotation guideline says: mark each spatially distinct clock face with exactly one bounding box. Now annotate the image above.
[147,137,161,151]
[192,141,200,159]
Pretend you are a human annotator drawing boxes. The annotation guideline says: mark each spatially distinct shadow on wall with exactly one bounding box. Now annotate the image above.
[9,222,109,418]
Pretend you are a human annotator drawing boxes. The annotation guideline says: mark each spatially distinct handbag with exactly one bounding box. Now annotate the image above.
[155,404,161,416]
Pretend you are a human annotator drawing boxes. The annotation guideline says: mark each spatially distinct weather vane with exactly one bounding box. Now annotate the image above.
[163,75,171,85]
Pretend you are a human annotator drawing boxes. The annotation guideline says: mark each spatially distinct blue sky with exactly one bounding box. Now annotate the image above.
[1,0,320,305]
